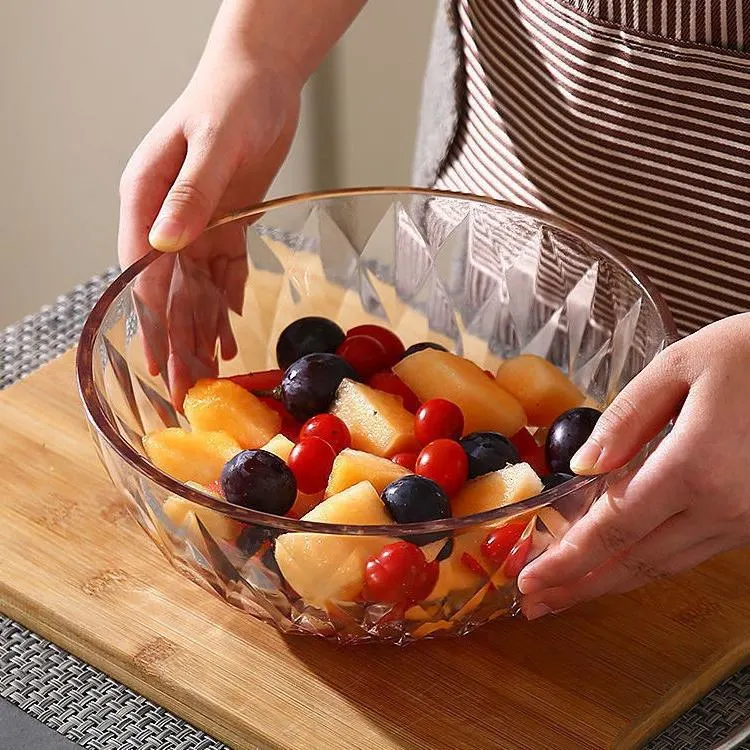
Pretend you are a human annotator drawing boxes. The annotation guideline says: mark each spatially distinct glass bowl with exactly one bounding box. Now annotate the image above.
[77,188,676,645]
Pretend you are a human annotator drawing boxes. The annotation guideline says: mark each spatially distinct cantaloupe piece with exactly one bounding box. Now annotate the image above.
[274,481,395,607]
[427,531,487,601]
[325,448,410,497]
[184,378,281,449]
[452,462,543,518]
[430,463,543,589]
[288,491,324,518]
[330,379,417,457]
[394,349,526,437]
[494,354,584,426]
[261,433,295,463]
[163,481,243,542]
[143,428,241,485]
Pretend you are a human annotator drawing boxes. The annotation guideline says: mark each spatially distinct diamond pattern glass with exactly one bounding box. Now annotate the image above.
[77,189,676,644]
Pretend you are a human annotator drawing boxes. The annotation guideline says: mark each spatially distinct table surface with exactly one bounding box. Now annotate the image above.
[0,270,748,750]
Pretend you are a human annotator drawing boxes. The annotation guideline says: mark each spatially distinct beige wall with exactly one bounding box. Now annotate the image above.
[0,0,436,328]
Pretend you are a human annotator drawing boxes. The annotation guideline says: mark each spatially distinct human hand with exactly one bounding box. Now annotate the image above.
[519,313,750,619]
[118,52,300,405]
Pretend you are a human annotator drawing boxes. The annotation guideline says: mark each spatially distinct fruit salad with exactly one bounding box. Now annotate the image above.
[143,316,602,639]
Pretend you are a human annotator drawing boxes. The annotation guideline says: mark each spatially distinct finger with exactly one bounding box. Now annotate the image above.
[118,129,186,267]
[523,533,733,620]
[606,535,737,595]
[148,125,240,252]
[119,130,186,376]
[208,253,239,362]
[218,304,238,362]
[216,222,248,315]
[521,510,711,616]
[570,346,690,475]
[517,446,687,594]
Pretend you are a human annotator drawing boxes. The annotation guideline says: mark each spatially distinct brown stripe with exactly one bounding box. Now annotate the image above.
[458,74,750,248]
[562,0,750,51]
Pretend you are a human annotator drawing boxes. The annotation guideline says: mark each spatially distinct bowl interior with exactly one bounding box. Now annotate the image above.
[78,188,675,532]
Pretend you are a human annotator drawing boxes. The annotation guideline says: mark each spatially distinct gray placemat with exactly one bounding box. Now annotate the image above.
[0,271,748,750]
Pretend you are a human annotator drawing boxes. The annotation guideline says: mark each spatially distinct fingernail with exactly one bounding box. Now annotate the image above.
[517,572,543,595]
[570,440,602,474]
[525,602,551,621]
[149,214,186,251]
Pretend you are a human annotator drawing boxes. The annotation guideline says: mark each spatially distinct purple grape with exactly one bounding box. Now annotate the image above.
[221,450,296,515]
[281,352,358,422]
[276,316,345,371]
[401,342,449,359]
[459,431,520,479]
[545,407,602,474]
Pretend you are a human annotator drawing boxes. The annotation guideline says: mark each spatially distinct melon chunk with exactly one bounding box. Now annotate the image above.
[184,378,281,449]
[394,349,526,437]
[428,531,487,601]
[330,379,417,457]
[261,433,295,463]
[495,354,584,426]
[163,481,243,542]
[143,428,241,485]
[325,448,409,497]
[274,481,395,606]
[452,462,543,518]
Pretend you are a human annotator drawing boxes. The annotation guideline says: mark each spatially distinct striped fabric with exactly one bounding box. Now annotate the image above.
[567,0,750,49]
[434,0,750,335]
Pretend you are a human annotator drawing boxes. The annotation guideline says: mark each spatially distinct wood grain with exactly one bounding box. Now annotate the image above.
[0,350,748,750]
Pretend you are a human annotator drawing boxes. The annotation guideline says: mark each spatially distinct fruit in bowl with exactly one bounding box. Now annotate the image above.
[77,189,674,644]
[139,313,606,633]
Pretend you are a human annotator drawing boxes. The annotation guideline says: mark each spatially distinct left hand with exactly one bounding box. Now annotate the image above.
[518,313,750,620]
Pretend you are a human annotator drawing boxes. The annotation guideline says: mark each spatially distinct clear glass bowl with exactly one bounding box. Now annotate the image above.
[77,188,676,645]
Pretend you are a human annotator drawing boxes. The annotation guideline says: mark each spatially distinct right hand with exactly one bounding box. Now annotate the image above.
[118,54,301,405]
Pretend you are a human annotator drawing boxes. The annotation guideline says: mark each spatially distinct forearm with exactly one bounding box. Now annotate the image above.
[198,0,367,85]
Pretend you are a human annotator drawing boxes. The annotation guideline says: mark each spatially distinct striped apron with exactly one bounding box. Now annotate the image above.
[414,0,750,336]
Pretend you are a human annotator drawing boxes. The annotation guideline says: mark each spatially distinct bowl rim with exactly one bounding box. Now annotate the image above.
[77,186,678,536]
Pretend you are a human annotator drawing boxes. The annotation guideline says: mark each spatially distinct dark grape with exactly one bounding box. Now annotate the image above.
[545,407,602,474]
[381,475,451,545]
[276,316,346,371]
[436,537,454,562]
[236,525,274,557]
[220,450,297,515]
[401,341,449,359]
[281,353,358,422]
[542,472,574,490]
[459,431,520,479]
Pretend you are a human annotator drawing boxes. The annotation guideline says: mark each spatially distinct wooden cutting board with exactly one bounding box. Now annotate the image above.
[0,350,748,750]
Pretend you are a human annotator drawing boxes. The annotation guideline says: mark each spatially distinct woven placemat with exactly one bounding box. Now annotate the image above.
[0,271,747,750]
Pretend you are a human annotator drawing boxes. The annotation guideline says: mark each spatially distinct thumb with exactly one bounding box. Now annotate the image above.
[570,347,689,475]
[148,127,238,252]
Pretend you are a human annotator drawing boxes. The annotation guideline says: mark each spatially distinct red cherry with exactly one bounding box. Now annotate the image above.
[288,437,336,494]
[414,398,464,445]
[364,541,439,604]
[510,429,549,476]
[336,335,389,379]
[300,414,351,454]
[503,534,533,578]
[481,522,528,568]
[227,369,283,392]
[460,552,486,578]
[415,439,469,496]
[391,452,418,471]
[368,370,420,413]
[260,397,302,442]
[347,324,405,367]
